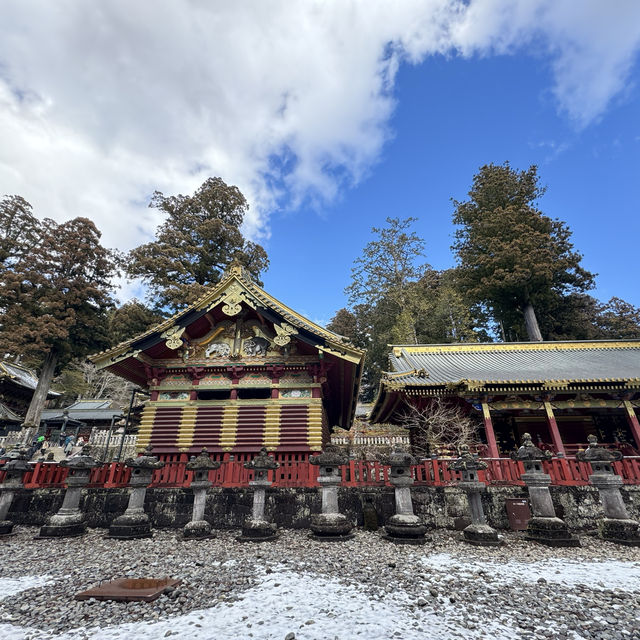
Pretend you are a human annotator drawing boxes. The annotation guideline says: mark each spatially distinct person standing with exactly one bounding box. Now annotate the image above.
[63,434,75,456]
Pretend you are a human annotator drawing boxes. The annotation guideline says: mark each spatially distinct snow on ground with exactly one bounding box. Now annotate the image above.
[2,553,639,639]
[0,576,54,600]
[0,569,522,640]
[421,553,640,592]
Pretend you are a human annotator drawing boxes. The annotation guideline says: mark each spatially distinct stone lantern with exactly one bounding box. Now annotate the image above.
[512,433,579,547]
[237,447,279,542]
[309,445,353,540]
[184,448,221,539]
[382,450,427,544]
[576,435,640,546]
[108,445,164,539]
[449,445,500,546]
[0,448,31,536]
[39,455,100,538]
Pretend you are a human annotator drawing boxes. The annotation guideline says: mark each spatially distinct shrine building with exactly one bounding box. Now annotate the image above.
[369,340,640,457]
[90,262,364,461]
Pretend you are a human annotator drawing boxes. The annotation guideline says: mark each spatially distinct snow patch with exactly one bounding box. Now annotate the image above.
[0,569,523,640]
[421,553,640,592]
[0,576,54,600]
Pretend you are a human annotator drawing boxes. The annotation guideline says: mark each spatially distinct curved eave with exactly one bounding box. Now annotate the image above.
[390,340,640,354]
[377,376,640,390]
[369,381,404,425]
[369,376,640,425]
[90,272,363,369]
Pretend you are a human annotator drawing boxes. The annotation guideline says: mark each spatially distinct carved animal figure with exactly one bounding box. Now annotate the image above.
[205,341,231,358]
[243,336,270,357]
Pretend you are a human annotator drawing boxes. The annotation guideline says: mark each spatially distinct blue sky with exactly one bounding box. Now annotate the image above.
[1,2,639,327]
[267,51,640,324]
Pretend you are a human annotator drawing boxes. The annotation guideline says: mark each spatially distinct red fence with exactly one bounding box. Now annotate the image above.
[2,456,640,489]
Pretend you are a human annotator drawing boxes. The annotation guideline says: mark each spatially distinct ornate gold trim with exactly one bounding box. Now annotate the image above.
[90,270,364,367]
[391,340,640,357]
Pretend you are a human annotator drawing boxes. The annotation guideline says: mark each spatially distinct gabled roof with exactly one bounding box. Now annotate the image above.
[66,400,117,411]
[385,340,640,387]
[91,261,364,368]
[0,401,23,423]
[89,262,365,428]
[370,340,640,423]
[0,361,60,397]
[40,407,123,422]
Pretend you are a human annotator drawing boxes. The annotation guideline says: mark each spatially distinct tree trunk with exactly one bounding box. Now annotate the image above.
[522,301,543,342]
[21,349,58,444]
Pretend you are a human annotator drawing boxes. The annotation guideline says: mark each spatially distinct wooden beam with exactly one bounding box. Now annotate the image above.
[543,401,566,455]
[623,400,640,450]
[481,402,499,458]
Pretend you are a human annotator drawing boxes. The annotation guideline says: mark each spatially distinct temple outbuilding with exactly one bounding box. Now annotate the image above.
[370,340,640,456]
[90,262,364,461]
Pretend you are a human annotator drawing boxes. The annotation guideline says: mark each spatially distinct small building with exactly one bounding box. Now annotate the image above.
[40,400,125,442]
[90,262,364,460]
[369,340,640,457]
[0,359,59,437]
[331,403,410,458]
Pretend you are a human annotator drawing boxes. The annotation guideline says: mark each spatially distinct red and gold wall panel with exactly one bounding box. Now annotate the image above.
[137,400,325,455]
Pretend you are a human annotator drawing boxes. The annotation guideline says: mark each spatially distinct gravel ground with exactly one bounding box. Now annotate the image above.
[0,526,639,639]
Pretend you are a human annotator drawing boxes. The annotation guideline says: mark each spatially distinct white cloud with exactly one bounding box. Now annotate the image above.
[450,0,640,126]
[0,0,639,259]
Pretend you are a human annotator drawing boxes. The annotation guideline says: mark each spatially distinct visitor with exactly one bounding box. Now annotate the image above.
[59,431,67,447]
[63,435,75,456]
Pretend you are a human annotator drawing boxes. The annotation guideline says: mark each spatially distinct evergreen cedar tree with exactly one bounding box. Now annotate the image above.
[451,162,595,342]
[0,195,43,267]
[334,217,481,401]
[337,168,640,399]
[0,197,118,428]
[126,177,269,314]
[107,300,164,346]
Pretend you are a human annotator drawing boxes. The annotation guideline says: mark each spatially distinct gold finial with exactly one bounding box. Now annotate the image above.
[225,253,250,279]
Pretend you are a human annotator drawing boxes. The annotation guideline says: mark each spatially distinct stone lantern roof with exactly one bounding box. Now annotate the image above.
[59,455,100,470]
[576,435,623,463]
[512,433,552,461]
[310,445,348,467]
[450,445,488,471]
[244,447,279,471]
[186,448,221,471]
[124,445,165,470]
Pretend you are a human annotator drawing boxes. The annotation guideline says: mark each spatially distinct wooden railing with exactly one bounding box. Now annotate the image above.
[2,456,640,489]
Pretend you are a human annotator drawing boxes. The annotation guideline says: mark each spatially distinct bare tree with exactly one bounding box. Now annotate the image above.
[399,398,478,458]
[54,360,137,410]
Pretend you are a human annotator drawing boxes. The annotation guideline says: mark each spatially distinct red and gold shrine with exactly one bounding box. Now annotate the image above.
[90,263,364,458]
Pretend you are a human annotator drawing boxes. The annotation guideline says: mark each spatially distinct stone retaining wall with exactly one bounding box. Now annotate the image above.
[7,485,640,531]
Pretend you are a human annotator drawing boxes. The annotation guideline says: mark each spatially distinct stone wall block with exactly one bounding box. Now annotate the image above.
[5,485,640,531]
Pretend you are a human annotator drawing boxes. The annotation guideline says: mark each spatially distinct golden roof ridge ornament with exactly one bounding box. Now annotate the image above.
[224,254,253,281]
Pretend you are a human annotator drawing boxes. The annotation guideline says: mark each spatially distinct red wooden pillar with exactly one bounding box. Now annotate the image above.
[623,400,640,450]
[543,401,565,455]
[481,402,499,458]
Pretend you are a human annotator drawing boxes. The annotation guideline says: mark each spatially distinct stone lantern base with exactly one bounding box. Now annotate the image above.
[462,523,501,547]
[38,513,88,538]
[183,520,216,540]
[0,520,16,536]
[383,514,428,545]
[599,518,640,546]
[108,513,153,540]
[310,513,354,541]
[237,518,277,543]
[525,516,580,547]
